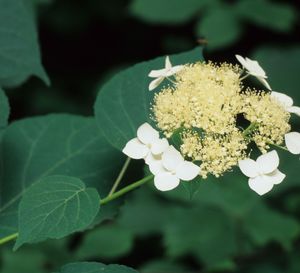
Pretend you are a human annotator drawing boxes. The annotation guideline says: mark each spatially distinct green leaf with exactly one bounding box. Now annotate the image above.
[129,0,208,24]
[0,0,49,87]
[14,175,100,249]
[140,259,190,273]
[244,203,300,250]
[195,7,241,50]
[55,262,138,273]
[75,224,134,259]
[253,47,300,104]
[163,206,237,266]
[117,186,175,236]
[0,114,124,241]
[0,87,9,130]
[0,248,47,273]
[237,0,296,32]
[95,47,203,151]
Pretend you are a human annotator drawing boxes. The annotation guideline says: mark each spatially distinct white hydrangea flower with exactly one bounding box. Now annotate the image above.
[122,123,169,161]
[148,56,184,91]
[271,91,300,117]
[285,132,300,154]
[238,150,285,195]
[153,146,200,191]
[235,54,271,90]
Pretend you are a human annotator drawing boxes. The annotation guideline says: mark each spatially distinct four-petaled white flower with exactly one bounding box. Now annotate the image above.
[271,91,300,117]
[148,56,184,91]
[153,146,200,191]
[238,150,285,195]
[235,54,271,90]
[122,123,169,161]
[285,132,300,155]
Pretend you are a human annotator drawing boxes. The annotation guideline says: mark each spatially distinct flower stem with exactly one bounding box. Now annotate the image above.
[240,73,250,81]
[0,233,18,245]
[0,174,154,246]
[242,122,258,138]
[268,143,289,152]
[108,157,131,196]
[101,175,153,205]
[166,76,177,85]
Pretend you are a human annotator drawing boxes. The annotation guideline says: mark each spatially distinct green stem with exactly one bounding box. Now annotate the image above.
[242,122,258,137]
[0,175,154,246]
[101,175,153,205]
[108,157,131,196]
[269,143,289,152]
[0,233,18,245]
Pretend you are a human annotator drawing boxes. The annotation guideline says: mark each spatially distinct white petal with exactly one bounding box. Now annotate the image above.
[247,61,266,77]
[236,55,247,68]
[162,145,184,172]
[238,158,259,178]
[285,132,300,154]
[256,77,271,90]
[151,138,169,155]
[137,123,159,145]
[154,172,180,191]
[288,106,300,116]
[149,77,164,91]
[265,169,286,185]
[248,176,274,195]
[256,150,279,174]
[145,152,161,165]
[148,68,167,78]
[165,56,172,70]
[271,91,293,108]
[166,65,184,77]
[122,138,149,159]
[149,160,166,175]
[176,161,200,181]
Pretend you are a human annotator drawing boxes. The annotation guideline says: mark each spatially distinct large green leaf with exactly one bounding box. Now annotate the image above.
[0,0,49,87]
[0,114,124,241]
[0,87,9,130]
[54,262,138,273]
[129,0,208,24]
[15,175,100,249]
[95,47,203,150]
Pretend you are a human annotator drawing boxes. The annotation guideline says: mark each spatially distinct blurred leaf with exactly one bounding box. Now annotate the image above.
[0,0,49,87]
[117,186,176,236]
[253,47,300,104]
[195,7,241,50]
[75,224,134,259]
[95,47,203,151]
[55,262,138,273]
[0,248,47,273]
[244,202,300,250]
[0,88,9,131]
[237,0,296,32]
[15,175,100,249]
[0,115,124,241]
[140,259,189,273]
[163,206,237,266]
[129,0,207,24]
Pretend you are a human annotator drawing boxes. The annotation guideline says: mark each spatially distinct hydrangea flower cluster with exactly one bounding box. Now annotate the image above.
[123,55,300,195]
